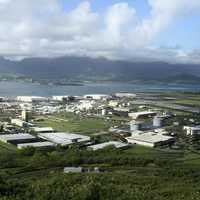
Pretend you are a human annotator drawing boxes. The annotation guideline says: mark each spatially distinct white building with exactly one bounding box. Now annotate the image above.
[11,119,33,127]
[17,141,55,149]
[126,132,174,147]
[128,111,157,120]
[16,96,48,103]
[64,167,83,173]
[31,127,54,133]
[108,100,119,108]
[88,141,129,151]
[83,94,111,100]
[0,97,5,102]
[183,126,200,135]
[0,133,36,144]
[130,120,143,131]
[76,100,95,111]
[19,103,33,111]
[115,93,136,98]
[38,132,91,146]
[52,96,69,101]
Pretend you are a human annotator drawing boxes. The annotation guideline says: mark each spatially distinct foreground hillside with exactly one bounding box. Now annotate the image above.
[1,144,200,200]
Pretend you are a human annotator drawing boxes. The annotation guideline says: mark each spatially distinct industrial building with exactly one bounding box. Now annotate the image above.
[83,94,111,100]
[17,141,55,149]
[21,110,31,122]
[38,132,91,146]
[113,107,131,116]
[153,115,163,128]
[52,96,69,102]
[16,96,48,103]
[64,167,83,173]
[115,93,136,98]
[76,100,96,111]
[108,100,119,108]
[126,132,175,147]
[128,111,157,120]
[88,141,129,151]
[183,126,200,135]
[31,127,54,133]
[11,119,33,128]
[130,120,143,131]
[0,133,37,145]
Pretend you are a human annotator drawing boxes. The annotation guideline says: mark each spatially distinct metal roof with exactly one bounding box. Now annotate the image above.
[88,141,129,151]
[0,133,36,142]
[127,132,174,144]
[17,141,55,149]
[38,132,90,145]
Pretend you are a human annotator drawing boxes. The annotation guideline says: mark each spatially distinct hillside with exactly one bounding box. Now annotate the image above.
[0,56,200,83]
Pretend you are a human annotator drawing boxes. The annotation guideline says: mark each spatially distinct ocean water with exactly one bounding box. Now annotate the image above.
[0,81,200,97]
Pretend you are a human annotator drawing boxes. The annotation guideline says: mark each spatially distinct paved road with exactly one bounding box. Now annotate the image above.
[132,100,200,114]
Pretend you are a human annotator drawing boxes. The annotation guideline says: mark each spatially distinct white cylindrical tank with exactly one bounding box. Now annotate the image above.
[153,116,162,128]
[130,120,142,131]
[102,109,107,116]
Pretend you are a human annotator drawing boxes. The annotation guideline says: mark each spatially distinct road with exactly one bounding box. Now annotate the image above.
[132,100,200,114]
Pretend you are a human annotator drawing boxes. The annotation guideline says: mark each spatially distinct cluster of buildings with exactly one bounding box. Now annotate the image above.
[1,93,200,152]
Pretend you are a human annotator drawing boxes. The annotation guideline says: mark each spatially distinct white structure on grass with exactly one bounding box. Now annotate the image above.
[88,141,129,151]
[38,132,91,146]
[16,96,48,103]
[183,126,200,136]
[126,132,174,148]
[17,141,55,149]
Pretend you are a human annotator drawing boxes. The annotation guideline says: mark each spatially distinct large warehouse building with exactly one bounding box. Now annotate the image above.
[17,141,55,149]
[126,132,175,147]
[16,96,48,103]
[128,111,157,120]
[38,132,91,146]
[0,133,37,145]
[88,141,129,151]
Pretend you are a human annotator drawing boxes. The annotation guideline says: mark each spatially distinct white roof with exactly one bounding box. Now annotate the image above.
[32,127,54,132]
[38,132,90,145]
[52,96,69,100]
[0,133,36,142]
[53,95,69,98]
[16,96,48,102]
[64,167,83,173]
[84,94,111,99]
[17,141,55,149]
[88,141,129,151]
[84,94,109,97]
[129,111,157,119]
[127,132,174,144]
[115,93,136,97]
[183,126,200,131]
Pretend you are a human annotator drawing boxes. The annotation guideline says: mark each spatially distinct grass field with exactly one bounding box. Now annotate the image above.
[35,113,115,135]
[175,99,200,107]
[0,141,16,153]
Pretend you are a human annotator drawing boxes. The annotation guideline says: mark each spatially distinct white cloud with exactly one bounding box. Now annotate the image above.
[0,0,199,63]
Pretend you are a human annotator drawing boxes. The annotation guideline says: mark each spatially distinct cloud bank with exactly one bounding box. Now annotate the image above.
[0,0,200,63]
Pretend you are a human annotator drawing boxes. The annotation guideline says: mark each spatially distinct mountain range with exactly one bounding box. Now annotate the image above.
[0,56,200,83]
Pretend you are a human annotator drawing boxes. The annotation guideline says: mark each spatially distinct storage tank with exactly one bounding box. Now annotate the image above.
[130,120,142,131]
[102,109,107,116]
[153,116,163,128]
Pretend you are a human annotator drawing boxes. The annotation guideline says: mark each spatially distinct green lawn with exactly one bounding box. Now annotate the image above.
[36,117,112,135]
[0,141,16,153]
[175,99,200,107]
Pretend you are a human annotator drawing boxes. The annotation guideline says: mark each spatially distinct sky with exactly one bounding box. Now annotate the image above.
[0,0,200,63]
